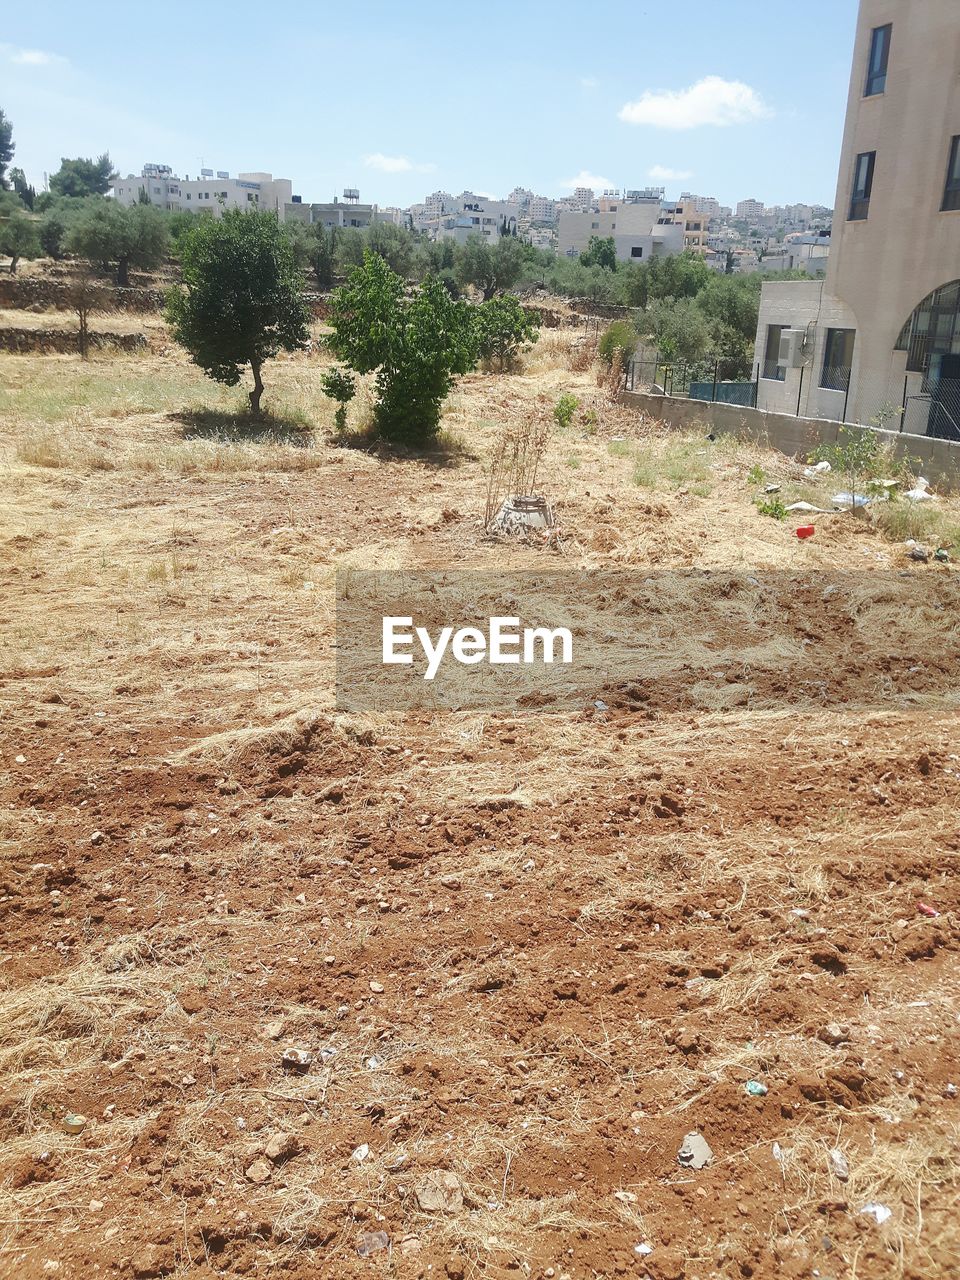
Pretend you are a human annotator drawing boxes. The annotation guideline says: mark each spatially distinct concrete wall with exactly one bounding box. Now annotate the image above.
[618,388,960,491]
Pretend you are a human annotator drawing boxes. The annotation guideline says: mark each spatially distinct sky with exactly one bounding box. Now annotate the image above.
[1,0,859,211]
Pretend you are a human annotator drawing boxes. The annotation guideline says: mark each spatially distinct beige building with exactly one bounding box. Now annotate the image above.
[557,199,684,263]
[755,0,960,438]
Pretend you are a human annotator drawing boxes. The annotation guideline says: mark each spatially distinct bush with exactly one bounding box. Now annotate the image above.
[598,320,638,366]
[321,367,357,434]
[473,295,540,370]
[553,394,579,429]
[328,251,478,447]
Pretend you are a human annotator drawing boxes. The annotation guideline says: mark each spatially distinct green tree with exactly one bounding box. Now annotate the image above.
[320,367,357,434]
[328,250,479,446]
[49,154,116,198]
[1,211,40,273]
[9,167,35,210]
[365,221,415,278]
[0,109,13,189]
[455,233,524,300]
[473,295,540,370]
[644,296,714,366]
[280,218,314,273]
[166,209,310,415]
[67,201,169,285]
[580,236,617,271]
[39,211,67,259]
[310,225,337,290]
[335,227,365,272]
[598,319,638,365]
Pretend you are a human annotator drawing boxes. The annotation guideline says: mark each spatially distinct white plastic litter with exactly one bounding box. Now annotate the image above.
[832,492,873,508]
[859,1202,892,1224]
[786,501,833,514]
[803,460,832,477]
[905,477,936,502]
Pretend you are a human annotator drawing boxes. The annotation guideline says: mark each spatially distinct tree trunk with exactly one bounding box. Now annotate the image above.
[116,257,129,287]
[249,361,264,415]
[9,255,18,275]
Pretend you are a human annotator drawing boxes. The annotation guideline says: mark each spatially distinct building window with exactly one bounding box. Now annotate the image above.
[942,137,960,212]
[591,221,599,229]
[763,324,787,381]
[820,328,855,392]
[631,246,643,258]
[864,24,891,96]
[848,151,875,220]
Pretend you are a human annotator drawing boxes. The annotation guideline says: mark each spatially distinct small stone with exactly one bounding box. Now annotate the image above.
[818,1023,850,1046]
[263,1019,284,1040]
[677,1131,713,1169]
[828,1148,849,1181]
[399,1234,422,1255]
[351,1143,370,1163]
[369,981,385,994]
[88,1199,104,1212]
[281,1047,312,1073]
[944,1083,958,1098]
[414,1169,464,1213]
[265,1132,299,1163]
[245,1158,272,1184]
[15,754,26,764]
[439,875,462,890]
[357,1230,390,1257]
[90,831,105,846]
[294,893,306,905]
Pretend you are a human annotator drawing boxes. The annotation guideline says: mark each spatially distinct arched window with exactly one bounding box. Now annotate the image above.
[895,280,960,374]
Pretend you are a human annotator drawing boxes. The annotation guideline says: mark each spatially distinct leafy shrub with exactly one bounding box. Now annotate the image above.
[755,496,786,520]
[598,320,638,366]
[321,367,357,434]
[553,394,580,429]
[473,295,540,370]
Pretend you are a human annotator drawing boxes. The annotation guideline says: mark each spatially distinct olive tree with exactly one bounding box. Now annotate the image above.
[0,211,39,274]
[328,250,478,445]
[67,201,169,285]
[166,209,310,415]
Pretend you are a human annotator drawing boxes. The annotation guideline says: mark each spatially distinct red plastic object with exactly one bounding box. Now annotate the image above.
[796,525,816,539]
[917,902,941,919]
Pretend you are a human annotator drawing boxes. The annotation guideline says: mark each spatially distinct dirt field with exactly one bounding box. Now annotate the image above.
[1,329,958,1280]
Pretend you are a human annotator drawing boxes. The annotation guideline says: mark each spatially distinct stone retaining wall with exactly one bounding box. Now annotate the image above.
[0,327,148,355]
[618,388,960,493]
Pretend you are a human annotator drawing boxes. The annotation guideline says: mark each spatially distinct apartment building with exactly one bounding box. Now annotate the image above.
[112,165,293,217]
[557,198,684,262]
[754,0,960,439]
[660,199,708,255]
[735,198,765,221]
[284,193,379,230]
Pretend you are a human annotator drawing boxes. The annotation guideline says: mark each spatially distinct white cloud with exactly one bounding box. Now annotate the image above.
[363,152,436,174]
[649,165,693,182]
[1,43,67,67]
[560,169,613,191]
[619,76,771,129]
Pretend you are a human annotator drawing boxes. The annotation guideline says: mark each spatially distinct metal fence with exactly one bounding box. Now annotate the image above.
[625,356,960,443]
[625,357,758,407]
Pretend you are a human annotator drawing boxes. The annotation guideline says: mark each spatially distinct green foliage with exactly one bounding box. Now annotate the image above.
[811,427,883,508]
[335,227,365,272]
[39,211,67,259]
[166,209,310,415]
[280,218,314,273]
[49,154,116,198]
[9,167,35,210]
[310,225,336,290]
[328,251,479,446]
[580,235,617,271]
[455,234,524,300]
[746,464,765,486]
[0,109,13,190]
[755,495,787,520]
[620,250,712,309]
[1,211,40,273]
[320,367,357,434]
[473,295,540,370]
[597,320,638,366]
[67,200,169,285]
[644,297,714,366]
[553,394,580,429]
[365,221,416,278]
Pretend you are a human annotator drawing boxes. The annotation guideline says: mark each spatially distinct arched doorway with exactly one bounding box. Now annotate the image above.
[895,280,960,439]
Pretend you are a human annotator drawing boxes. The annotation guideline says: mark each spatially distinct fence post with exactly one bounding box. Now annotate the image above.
[753,363,760,409]
[842,373,851,424]
[796,364,805,417]
[900,374,908,432]
[653,357,659,390]
[712,359,720,403]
